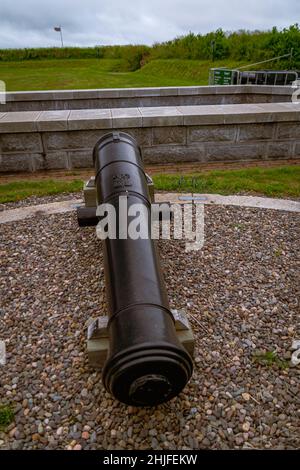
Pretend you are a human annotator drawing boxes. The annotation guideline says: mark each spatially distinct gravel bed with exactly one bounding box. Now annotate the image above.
[0,202,299,450]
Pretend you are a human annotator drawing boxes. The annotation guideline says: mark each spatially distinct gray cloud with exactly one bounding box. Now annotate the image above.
[0,0,299,48]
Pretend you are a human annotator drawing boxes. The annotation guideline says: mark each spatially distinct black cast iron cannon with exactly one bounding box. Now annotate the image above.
[79,131,193,406]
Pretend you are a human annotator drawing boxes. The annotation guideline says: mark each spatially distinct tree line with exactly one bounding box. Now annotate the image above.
[0,24,299,70]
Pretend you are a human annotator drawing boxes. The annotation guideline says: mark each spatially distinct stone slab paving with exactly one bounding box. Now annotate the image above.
[0,194,299,225]
[0,199,81,224]
[4,85,295,103]
[159,193,300,213]
[1,103,300,132]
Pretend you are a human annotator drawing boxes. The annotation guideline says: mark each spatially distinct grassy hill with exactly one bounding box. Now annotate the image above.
[0,24,299,91]
[0,58,248,91]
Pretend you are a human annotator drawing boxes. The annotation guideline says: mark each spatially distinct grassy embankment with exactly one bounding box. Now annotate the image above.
[0,58,245,91]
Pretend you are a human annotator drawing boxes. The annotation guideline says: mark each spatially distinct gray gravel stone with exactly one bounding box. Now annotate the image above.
[0,197,299,449]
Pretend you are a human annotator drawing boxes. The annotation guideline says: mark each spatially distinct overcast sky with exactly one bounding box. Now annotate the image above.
[0,0,299,49]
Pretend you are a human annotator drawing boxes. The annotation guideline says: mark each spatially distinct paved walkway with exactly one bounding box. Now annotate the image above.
[159,193,300,212]
[0,194,299,224]
[0,199,81,224]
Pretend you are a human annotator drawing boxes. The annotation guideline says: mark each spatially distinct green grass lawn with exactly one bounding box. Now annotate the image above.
[0,58,245,91]
[0,179,83,203]
[1,166,299,204]
[153,166,300,198]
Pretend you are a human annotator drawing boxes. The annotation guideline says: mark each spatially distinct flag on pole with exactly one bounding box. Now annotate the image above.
[54,25,64,47]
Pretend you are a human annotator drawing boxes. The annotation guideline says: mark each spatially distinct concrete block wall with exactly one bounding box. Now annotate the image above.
[1,85,294,112]
[0,103,299,173]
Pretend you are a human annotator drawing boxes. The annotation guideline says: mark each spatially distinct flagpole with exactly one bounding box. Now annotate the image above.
[60,26,64,48]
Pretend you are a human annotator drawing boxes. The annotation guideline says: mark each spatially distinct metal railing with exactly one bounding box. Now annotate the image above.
[237,70,298,86]
[209,67,298,86]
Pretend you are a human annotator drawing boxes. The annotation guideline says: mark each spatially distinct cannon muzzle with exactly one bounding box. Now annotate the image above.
[93,132,193,406]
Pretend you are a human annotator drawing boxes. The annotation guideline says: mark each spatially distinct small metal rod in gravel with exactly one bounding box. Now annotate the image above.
[188,313,210,335]
[249,394,261,405]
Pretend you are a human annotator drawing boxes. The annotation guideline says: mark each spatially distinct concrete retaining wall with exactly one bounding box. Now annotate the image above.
[1,85,294,112]
[0,103,299,173]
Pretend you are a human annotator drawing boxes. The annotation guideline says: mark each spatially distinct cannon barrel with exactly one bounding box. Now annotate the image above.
[94,132,193,406]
